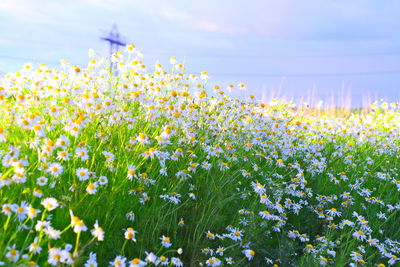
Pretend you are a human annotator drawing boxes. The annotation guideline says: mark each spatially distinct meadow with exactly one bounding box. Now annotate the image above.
[0,45,399,266]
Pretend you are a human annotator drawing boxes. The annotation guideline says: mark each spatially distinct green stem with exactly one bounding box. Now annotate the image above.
[120,239,128,254]
[3,215,10,231]
[73,231,81,257]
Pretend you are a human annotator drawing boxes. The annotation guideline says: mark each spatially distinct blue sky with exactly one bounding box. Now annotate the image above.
[1,0,400,107]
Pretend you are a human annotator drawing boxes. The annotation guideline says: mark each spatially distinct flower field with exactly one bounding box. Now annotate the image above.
[0,46,399,266]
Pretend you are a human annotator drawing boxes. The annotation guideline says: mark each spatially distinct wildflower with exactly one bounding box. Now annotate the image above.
[37,176,48,186]
[29,238,42,254]
[157,256,169,266]
[225,257,234,264]
[56,135,70,148]
[304,244,314,253]
[70,210,88,233]
[252,182,266,194]
[326,208,341,217]
[6,245,20,262]
[259,210,275,220]
[144,252,157,264]
[350,251,363,261]
[27,206,41,219]
[110,255,127,267]
[160,235,172,248]
[242,249,255,260]
[277,158,285,167]
[216,247,225,256]
[76,167,90,181]
[171,257,183,267]
[46,227,62,240]
[129,258,146,267]
[388,255,398,265]
[136,133,149,144]
[219,162,229,171]
[48,248,62,266]
[353,230,367,241]
[319,256,328,266]
[206,231,215,240]
[98,176,108,185]
[230,228,243,241]
[33,188,44,197]
[206,257,222,266]
[47,162,63,177]
[57,150,71,161]
[102,151,115,162]
[86,182,98,194]
[125,227,138,242]
[15,202,28,221]
[84,252,97,267]
[75,147,89,161]
[41,197,59,211]
[126,211,135,221]
[201,161,212,170]
[127,165,137,180]
[91,220,104,241]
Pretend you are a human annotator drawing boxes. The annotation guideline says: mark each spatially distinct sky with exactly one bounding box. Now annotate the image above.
[1,0,400,107]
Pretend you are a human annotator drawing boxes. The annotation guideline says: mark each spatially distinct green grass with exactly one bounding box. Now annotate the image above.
[0,50,399,266]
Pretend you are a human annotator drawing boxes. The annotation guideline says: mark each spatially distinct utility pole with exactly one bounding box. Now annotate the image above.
[100,24,126,85]
[100,24,126,59]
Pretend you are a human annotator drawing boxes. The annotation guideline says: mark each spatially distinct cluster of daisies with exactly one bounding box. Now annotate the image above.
[0,45,399,266]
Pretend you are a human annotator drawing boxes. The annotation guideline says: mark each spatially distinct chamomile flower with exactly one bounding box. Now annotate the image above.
[75,147,89,161]
[5,245,20,262]
[242,249,255,260]
[98,175,108,185]
[129,258,146,267]
[84,252,98,267]
[57,150,71,161]
[47,162,63,177]
[206,231,215,240]
[206,257,221,266]
[157,256,169,266]
[48,248,62,266]
[125,227,138,242]
[102,151,115,162]
[29,237,42,254]
[110,255,127,267]
[76,167,90,181]
[91,220,104,241]
[126,211,135,221]
[86,182,98,194]
[127,165,137,180]
[136,133,149,144]
[353,230,367,241]
[37,176,48,186]
[171,257,183,267]
[160,235,172,248]
[41,197,59,211]
[2,203,16,216]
